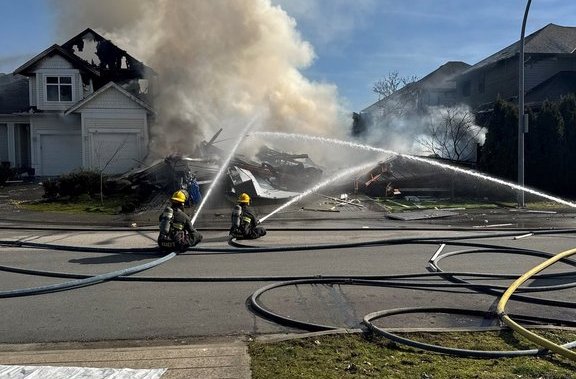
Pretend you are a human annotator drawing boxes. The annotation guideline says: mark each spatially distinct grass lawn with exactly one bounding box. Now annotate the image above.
[17,195,125,215]
[249,330,576,379]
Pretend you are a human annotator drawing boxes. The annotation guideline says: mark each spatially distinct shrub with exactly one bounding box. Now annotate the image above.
[42,179,60,199]
[42,170,103,199]
[0,165,12,186]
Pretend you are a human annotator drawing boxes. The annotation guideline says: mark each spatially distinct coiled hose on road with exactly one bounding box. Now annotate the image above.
[1,227,576,360]
[497,246,576,361]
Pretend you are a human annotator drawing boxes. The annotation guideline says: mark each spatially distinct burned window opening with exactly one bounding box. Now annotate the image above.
[62,29,156,100]
[63,29,149,80]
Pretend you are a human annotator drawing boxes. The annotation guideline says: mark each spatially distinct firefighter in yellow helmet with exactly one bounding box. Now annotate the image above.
[230,192,266,239]
[158,190,203,252]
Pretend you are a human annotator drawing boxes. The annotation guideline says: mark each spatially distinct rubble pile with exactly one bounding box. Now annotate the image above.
[110,133,324,207]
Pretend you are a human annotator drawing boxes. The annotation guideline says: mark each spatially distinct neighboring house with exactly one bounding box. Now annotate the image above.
[455,23,576,109]
[0,28,155,176]
[353,61,470,136]
[356,23,576,137]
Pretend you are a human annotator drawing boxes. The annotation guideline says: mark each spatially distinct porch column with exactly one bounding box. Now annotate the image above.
[7,123,15,168]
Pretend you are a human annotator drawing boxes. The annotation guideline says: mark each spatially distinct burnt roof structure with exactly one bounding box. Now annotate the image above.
[61,28,156,81]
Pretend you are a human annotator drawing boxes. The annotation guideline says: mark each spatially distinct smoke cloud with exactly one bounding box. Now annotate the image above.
[49,0,348,161]
[362,103,486,162]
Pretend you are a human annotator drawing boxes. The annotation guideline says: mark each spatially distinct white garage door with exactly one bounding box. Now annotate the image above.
[90,132,139,174]
[40,134,82,176]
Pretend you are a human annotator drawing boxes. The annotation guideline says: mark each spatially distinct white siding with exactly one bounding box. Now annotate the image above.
[29,75,37,106]
[79,87,144,111]
[35,55,74,70]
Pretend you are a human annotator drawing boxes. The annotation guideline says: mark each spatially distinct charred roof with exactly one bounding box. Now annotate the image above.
[61,28,156,81]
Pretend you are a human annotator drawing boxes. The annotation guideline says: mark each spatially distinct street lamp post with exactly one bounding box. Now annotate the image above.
[518,0,532,208]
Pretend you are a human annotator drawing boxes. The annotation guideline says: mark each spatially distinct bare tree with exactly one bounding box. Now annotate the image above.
[372,71,419,99]
[371,72,419,120]
[94,136,130,204]
[418,107,483,162]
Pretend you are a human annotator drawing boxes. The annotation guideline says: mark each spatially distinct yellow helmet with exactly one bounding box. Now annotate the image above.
[171,190,187,203]
[238,193,251,204]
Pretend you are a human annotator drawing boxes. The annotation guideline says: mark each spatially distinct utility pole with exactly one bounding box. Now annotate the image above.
[518,0,532,208]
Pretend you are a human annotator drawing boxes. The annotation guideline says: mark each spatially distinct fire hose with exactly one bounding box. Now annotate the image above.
[497,246,576,361]
[2,230,576,360]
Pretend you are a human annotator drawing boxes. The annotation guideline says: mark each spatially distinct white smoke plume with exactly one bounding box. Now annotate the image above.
[49,0,348,161]
[362,103,486,162]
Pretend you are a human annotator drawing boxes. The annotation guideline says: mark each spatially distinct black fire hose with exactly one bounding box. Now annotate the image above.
[0,253,176,298]
[363,307,576,358]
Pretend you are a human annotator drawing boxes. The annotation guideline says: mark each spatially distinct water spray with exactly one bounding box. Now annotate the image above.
[260,159,380,223]
[253,131,576,209]
[191,114,261,225]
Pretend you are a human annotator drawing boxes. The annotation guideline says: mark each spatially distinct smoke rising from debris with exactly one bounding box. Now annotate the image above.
[50,0,347,161]
[362,104,486,162]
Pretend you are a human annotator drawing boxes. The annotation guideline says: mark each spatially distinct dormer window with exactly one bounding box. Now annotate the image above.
[46,76,73,102]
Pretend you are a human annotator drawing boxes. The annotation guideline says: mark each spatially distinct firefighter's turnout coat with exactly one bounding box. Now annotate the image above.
[158,205,203,252]
[230,204,267,240]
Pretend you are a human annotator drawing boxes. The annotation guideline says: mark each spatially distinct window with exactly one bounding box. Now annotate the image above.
[46,76,72,102]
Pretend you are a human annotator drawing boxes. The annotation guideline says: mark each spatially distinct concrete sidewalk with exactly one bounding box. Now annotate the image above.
[0,339,251,378]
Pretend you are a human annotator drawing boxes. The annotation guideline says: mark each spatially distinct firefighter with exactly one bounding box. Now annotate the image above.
[158,190,203,252]
[230,193,267,239]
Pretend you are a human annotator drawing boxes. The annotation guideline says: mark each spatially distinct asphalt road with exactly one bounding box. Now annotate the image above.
[1,215,576,345]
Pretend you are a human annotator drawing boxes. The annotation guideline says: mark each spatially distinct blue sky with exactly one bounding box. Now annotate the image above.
[2,0,576,111]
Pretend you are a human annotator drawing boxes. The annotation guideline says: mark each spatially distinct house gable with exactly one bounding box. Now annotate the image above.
[34,54,75,70]
[14,45,100,78]
[65,82,153,115]
[14,46,100,112]
[62,82,152,174]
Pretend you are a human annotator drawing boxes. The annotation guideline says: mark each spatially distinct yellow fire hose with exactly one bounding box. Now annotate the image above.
[497,247,576,361]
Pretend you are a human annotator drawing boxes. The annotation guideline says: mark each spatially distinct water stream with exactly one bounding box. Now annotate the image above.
[254,131,576,215]
[190,114,260,225]
[260,159,380,222]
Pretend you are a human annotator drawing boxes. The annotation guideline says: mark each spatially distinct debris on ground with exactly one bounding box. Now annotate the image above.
[386,209,459,221]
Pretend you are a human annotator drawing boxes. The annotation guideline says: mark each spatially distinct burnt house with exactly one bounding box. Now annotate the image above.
[0,28,155,176]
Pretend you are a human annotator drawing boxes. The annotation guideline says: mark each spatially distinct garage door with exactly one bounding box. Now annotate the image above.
[39,134,82,176]
[90,132,139,174]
